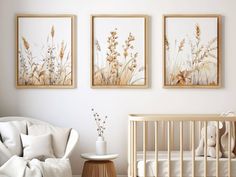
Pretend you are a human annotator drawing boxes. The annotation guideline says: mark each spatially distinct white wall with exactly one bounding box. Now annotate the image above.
[0,0,236,175]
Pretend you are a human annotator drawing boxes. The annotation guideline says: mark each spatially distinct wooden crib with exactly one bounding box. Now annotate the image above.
[128,114,236,177]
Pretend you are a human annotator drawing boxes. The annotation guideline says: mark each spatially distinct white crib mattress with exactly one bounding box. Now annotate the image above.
[137,151,236,177]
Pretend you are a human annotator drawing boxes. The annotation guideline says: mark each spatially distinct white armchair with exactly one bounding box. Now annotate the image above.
[0,116,79,159]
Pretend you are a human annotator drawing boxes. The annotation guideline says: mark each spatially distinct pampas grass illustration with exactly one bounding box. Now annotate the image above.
[94,28,144,86]
[165,24,218,86]
[18,25,72,86]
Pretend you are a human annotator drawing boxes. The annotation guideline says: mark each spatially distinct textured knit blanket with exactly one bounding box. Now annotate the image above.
[0,156,72,177]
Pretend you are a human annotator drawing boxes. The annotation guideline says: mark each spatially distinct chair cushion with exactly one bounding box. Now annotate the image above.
[0,121,27,156]
[28,124,71,157]
[21,133,55,160]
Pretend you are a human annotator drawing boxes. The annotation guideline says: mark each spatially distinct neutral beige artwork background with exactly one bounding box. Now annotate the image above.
[164,16,220,88]
[92,16,147,88]
[17,16,74,88]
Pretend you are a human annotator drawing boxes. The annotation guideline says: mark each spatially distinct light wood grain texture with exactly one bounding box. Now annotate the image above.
[155,121,158,177]
[143,121,147,177]
[228,122,231,177]
[133,122,137,177]
[128,114,236,177]
[168,121,171,177]
[204,121,207,177]
[190,122,192,150]
[163,121,166,150]
[192,121,195,177]
[216,121,219,177]
[129,121,133,177]
[82,161,117,177]
[180,121,183,177]
[171,121,174,150]
[129,114,236,121]
[199,122,202,142]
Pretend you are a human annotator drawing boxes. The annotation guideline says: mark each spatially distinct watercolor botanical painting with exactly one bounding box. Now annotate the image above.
[91,15,148,88]
[164,15,221,88]
[16,15,75,88]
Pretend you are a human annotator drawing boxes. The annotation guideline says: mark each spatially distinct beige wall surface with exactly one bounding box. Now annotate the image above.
[0,0,236,175]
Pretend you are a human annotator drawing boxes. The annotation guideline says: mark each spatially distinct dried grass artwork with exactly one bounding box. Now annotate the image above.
[91,15,148,88]
[16,15,75,88]
[164,15,221,88]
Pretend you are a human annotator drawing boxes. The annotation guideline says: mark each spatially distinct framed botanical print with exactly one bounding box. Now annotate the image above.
[91,15,148,88]
[163,15,221,88]
[16,15,75,88]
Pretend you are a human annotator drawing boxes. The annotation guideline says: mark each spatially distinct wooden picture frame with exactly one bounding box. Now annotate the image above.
[91,15,148,88]
[16,14,76,88]
[163,14,221,88]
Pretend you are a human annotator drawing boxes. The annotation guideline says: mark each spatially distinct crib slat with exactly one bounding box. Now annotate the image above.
[204,121,207,177]
[155,121,158,177]
[143,121,147,177]
[180,121,183,177]
[228,121,231,177]
[216,121,219,177]
[199,122,202,142]
[163,121,166,150]
[192,121,195,177]
[189,121,192,150]
[133,121,137,177]
[130,121,134,177]
[168,121,171,177]
[171,121,174,150]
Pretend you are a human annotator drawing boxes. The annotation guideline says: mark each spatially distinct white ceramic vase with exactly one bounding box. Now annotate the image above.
[96,136,107,155]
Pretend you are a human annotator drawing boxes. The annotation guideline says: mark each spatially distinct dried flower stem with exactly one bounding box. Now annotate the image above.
[94,28,144,86]
[19,25,72,86]
[91,108,108,137]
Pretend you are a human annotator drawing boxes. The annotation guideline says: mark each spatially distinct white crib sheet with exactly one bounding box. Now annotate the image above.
[137,151,236,177]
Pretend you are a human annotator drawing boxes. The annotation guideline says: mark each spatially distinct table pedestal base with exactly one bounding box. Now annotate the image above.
[82,160,117,177]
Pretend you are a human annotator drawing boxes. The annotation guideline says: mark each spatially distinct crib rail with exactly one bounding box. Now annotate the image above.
[128,114,236,177]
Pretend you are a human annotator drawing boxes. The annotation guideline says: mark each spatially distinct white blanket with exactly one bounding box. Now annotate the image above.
[0,156,72,177]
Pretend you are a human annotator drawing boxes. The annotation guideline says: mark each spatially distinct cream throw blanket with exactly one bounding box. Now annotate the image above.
[0,156,72,177]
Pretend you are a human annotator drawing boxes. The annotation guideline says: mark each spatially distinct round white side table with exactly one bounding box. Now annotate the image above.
[81,153,119,177]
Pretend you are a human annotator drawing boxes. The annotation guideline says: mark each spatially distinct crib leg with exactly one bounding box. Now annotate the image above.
[228,121,231,177]
[143,121,147,177]
[192,121,195,177]
[204,121,207,177]
[216,121,219,177]
[168,121,171,177]
[180,121,183,177]
[155,121,158,177]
